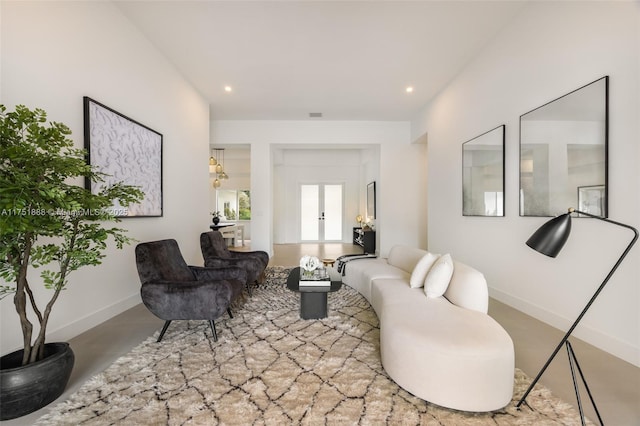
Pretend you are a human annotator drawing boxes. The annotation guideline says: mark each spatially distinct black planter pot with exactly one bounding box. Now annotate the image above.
[0,342,75,420]
[212,216,220,225]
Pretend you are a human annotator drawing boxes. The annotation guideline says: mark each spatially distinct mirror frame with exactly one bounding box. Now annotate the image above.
[519,76,608,217]
[462,125,505,217]
[367,181,376,219]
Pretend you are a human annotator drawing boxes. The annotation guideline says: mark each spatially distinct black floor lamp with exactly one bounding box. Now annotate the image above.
[516,207,638,426]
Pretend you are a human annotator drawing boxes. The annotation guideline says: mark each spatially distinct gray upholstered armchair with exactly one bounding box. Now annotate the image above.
[135,239,247,342]
[200,231,269,295]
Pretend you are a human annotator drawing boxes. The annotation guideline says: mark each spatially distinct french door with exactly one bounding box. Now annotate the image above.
[300,184,343,242]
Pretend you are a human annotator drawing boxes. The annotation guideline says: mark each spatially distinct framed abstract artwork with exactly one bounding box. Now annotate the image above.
[577,185,605,217]
[83,97,163,217]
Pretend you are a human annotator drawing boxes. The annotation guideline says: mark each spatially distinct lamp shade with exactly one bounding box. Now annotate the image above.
[526,212,572,258]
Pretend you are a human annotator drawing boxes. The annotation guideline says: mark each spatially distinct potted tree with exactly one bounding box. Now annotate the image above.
[0,105,143,420]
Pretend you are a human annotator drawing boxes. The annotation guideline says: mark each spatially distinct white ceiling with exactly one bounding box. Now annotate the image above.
[116,1,527,122]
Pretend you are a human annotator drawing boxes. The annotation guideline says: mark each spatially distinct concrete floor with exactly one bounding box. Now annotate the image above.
[5,243,638,425]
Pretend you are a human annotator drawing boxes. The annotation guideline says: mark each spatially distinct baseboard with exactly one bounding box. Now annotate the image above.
[47,293,141,343]
[489,287,639,368]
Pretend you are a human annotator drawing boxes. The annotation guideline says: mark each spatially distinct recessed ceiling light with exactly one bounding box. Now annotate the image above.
[406,86,414,93]
[224,86,233,93]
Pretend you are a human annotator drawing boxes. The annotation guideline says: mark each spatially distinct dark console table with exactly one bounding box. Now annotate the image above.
[353,227,376,254]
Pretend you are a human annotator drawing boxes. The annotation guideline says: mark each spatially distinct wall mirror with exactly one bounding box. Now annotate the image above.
[520,76,608,217]
[462,125,505,216]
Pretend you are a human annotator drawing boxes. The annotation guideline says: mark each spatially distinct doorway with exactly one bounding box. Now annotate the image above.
[300,184,343,242]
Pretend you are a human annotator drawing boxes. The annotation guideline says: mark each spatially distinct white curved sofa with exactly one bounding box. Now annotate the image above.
[340,245,514,412]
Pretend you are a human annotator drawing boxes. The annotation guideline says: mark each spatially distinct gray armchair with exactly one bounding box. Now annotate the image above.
[200,231,269,295]
[135,239,246,342]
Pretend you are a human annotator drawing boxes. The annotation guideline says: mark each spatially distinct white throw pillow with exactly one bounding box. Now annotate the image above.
[409,252,440,288]
[424,253,454,298]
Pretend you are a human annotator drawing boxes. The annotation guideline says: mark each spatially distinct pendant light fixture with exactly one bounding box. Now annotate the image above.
[210,148,228,188]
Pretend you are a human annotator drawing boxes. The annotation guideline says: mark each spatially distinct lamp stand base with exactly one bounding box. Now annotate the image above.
[565,340,603,426]
[517,340,603,426]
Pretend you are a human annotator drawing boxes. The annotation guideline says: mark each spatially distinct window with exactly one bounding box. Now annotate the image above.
[216,190,251,220]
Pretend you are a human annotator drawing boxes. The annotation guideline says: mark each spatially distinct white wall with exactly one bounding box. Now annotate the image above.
[1,1,210,354]
[211,120,426,256]
[273,148,363,244]
[412,2,639,365]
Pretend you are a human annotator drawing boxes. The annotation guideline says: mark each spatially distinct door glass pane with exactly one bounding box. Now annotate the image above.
[238,190,251,220]
[300,185,319,240]
[217,190,237,220]
[324,184,342,240]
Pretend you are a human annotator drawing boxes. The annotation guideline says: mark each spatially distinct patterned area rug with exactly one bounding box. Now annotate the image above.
[36,267,589,425]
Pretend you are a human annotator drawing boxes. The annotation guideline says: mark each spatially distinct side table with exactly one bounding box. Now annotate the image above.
[286,267,342,319]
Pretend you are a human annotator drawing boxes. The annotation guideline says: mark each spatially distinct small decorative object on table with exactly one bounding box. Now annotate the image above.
[211,211,221,225]
[299,255,329,286]
[322,258,335,268]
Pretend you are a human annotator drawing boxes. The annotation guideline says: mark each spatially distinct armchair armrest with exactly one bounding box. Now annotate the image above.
[141,280,232,321]
[190,266,248,284]
[202,257,262,273]
[227,250,269,267]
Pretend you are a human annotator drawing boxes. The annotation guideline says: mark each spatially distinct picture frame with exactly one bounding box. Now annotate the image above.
[577,185,605,217]
[83,97,163,217]
[367,181,376,220]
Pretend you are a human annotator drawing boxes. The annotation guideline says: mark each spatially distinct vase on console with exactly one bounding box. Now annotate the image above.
[211,211,221,225]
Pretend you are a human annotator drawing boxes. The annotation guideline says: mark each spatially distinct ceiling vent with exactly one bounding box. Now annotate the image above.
[309,112,323,118]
